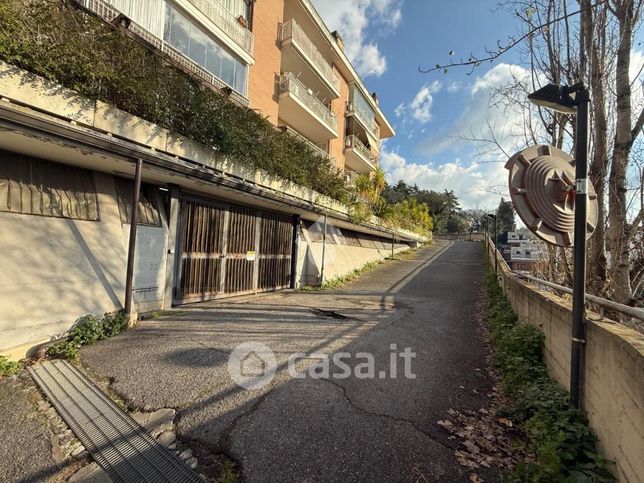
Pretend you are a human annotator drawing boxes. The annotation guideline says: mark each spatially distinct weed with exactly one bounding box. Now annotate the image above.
[0,355,20,377]
[46,310,128,361]
[216,459,238,483]
[320,260,381,289]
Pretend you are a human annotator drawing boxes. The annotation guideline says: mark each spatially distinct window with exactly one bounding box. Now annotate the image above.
[114,178,163,227]
[221,0,251,20]
[164,5,249,96]
[0,151,99,220]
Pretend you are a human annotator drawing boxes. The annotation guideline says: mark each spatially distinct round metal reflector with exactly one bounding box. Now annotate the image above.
[505,145,598,247]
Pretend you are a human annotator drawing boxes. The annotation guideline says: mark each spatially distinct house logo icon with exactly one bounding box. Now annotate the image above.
[240,351,266,378]
[228,342,277,390]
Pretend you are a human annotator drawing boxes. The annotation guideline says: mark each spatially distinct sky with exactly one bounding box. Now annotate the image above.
[308,0,550,211]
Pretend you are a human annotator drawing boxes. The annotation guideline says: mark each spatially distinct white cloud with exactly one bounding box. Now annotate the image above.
[311,0,403,77]
[447,81,463,93]
[395,81,442,124]
[380,148,508,209]
[419,63,533,158]
[382,63,538,209]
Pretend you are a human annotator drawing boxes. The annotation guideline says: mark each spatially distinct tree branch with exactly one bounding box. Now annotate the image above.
[631,105,644,140]
[419,0,609,74]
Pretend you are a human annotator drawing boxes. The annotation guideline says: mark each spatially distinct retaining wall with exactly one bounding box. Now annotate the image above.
[486,241,644,483]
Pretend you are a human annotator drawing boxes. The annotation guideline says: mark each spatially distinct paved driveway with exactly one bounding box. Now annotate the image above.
[81,240,492,482]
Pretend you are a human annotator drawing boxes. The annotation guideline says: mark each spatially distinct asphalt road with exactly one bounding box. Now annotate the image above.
[81,240,492,482]
[0,373,63,482]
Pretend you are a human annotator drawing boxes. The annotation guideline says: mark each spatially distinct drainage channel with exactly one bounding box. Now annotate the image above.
[29,360,200,483]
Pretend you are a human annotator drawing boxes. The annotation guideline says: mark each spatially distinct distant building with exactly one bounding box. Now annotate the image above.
[500,232,545,271]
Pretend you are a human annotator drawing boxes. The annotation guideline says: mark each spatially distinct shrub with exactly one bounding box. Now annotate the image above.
[0,355,20,377]
[0,0,347,201]
[486,272,614,482]
[45,341,80,361]
[46,310,128,360]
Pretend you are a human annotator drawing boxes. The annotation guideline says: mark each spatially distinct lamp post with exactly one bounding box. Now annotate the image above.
[487,213,497,273]
[528,82,590,409]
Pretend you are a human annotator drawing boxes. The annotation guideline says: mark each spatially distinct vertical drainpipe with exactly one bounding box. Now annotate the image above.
[290,215,300,289]
[319,213,328,285]
[124,158,143,318]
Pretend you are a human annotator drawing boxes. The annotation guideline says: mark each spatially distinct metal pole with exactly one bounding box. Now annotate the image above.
[570,88,590,409]
[290,215,300,289]
[319,214,328,285]
[391,234,395,259]
[124,158,143,317]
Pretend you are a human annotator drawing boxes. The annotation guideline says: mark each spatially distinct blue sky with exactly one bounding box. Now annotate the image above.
[310,0,537,210]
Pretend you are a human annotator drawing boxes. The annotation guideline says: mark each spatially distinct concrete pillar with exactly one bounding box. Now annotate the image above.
[163,184,180,309]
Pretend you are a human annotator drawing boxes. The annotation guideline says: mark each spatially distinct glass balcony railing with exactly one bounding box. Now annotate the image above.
[186,0,254,56]
[280,19,339,93]
[346,100,378,138]
[278,73,338,132]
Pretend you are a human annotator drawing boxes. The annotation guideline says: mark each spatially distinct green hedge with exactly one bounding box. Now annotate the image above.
[486,272,614,482]
[0,0,347,201]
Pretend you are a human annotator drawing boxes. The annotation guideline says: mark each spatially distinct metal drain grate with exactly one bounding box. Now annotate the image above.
[29,360,201,483]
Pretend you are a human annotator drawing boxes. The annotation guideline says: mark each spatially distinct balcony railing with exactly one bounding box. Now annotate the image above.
[345,135,376,167]
[281,126,336,162]
[280,19,339,93]
[346,100,378,138]
[186,0,254,56]
[278,73,338,132]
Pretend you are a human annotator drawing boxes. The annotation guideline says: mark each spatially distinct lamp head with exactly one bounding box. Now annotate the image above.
[528,84,577,114]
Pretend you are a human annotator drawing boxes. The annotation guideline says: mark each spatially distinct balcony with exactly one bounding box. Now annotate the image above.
[346,99,378,143]
[280,19,340,98]
[278,73,338,143]
[344,135,376,174]
[185,0,254,57]
[78,0,250,105]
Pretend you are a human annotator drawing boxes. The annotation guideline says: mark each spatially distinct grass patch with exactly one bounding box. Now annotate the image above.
[216,459,238,483]
[486,271,614,482]
[299,248,418,291]
[46,310,129,361]
[0,355,20,377]
[320,260,382,289]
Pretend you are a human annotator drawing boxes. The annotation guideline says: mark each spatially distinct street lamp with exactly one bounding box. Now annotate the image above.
[487,213,498,273]
[528,82,591,409]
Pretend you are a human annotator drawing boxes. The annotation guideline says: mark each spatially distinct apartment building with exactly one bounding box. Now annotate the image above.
[94,0,394,177]
[0,0,407,358]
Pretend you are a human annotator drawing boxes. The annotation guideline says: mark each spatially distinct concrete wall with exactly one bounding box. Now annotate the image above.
[0,171,173,358]
[486,241,644,483]
[295,223,410,286]
[0,173,127,358]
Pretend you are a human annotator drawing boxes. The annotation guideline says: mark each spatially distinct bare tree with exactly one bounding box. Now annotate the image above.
[425,0,644,304]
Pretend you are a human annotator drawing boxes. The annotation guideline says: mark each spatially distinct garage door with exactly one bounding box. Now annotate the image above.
[175,197,294,304]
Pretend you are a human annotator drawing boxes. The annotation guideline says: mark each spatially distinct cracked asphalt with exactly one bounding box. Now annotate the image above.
[81,240,493,482]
